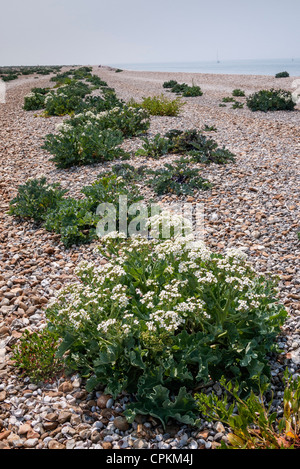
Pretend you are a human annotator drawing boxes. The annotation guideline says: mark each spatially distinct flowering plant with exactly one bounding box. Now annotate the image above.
[46,227,287,425]
[42,124,128,168]
[67,105,150,138]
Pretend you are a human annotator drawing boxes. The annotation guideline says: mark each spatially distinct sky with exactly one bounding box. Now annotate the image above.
[0,0,299,66]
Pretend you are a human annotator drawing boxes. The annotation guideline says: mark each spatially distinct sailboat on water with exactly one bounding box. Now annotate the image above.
[217,50,221,63]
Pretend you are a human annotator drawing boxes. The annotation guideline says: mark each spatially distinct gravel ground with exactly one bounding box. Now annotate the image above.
[0,67,299,449]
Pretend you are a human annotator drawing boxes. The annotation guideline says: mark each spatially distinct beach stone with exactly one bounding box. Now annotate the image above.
[113,416,130,432]
[19,424,32,435]
[58,382,73,394]
[101,441,112,449]
[24,438,39,448]
[96,394,112,409]
[48,440,66,450]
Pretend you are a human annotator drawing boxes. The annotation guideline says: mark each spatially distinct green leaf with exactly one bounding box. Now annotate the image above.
[125,385,197,428]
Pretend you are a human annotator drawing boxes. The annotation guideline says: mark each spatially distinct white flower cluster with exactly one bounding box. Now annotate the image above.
[148,310,185,333]
[55,122,73,133]
[97,318,117,333]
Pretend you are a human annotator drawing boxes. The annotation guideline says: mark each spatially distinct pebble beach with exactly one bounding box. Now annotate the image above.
[0,66,299,449]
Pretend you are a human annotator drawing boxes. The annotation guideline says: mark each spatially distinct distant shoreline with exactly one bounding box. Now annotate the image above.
[104,59,300,77]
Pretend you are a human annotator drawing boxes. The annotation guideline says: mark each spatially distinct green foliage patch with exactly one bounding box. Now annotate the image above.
[45,233,287,426]
[247,89,296,112]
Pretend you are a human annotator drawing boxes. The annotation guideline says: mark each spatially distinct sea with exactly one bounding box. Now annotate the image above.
[108,58,300,77]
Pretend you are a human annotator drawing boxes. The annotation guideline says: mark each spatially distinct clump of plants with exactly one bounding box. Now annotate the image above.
[163,80,203,97]
[275,71,290,78]
[0,65,62,82]
[23,88,50,111]
[222,96,235,103]
[196,371,300,449]
[42,125,128,169]
[45,230,287,426]
[232,101,244,109]
[202,124,217,132]
[147,158,211,195]
[1,73,19,82]
[44,81,92,116]
[10,175,144,247]
[136,134,171,158]
[131,94,185,116]
[247,89,296,112]
[232,89,246,97]
[12,329,63,383]
[165,129,236,165]
[110,163,146,181]
[9,177,67,222]
[163,80,178,89]
[42,104,150,168]
[135,129,235,165]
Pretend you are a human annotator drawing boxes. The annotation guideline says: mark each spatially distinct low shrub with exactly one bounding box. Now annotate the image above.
[165,129,235,165]
[136,134,171,158]
[44,81,91,116]
[165,81,203,97]
[110,163,147,181]
[222,97,235,103]
[196,371,300,449]
[69,105,150,138]
[163,80,178,89]
[93,105,150,137]
[232,101,244,109]
[1,74,19,82]
[12,329,63,383]
[46,232,287,426]
[232,89,245,97]
[275,71,290,78]
[24,90,48,111]
[147,158,211,195]
[10,175,144,247]
[9,177,67,222]
[137,94,185,116]
[247,89,296,112]
[82,92,123,112]
[45,175,143,246]
[44,198,99,247]
[42,125,128,169]
[202,124,217,132]
[182,85,203,97]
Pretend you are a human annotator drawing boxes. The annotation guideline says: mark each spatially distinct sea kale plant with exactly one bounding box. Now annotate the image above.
[135,129,235,165]
[246,89,296,112]
[147,158,211,195]
[80,105,150,138]
[10,175,144,247]
[44,81,92,116]
[275,71,290,78]
[136,134,171,158]
[42,105,150,168]
[232,89,246,97]
[9,177,67,222]
[165,129,236,165]
[110,163,147,182]
[42,122,128,169]
[23,87,50,111]
[163,81,203,97]
[46,228,287,426]
[44,174,144,247]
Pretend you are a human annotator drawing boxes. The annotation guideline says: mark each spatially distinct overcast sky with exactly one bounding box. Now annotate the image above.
[1,0,299,66]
